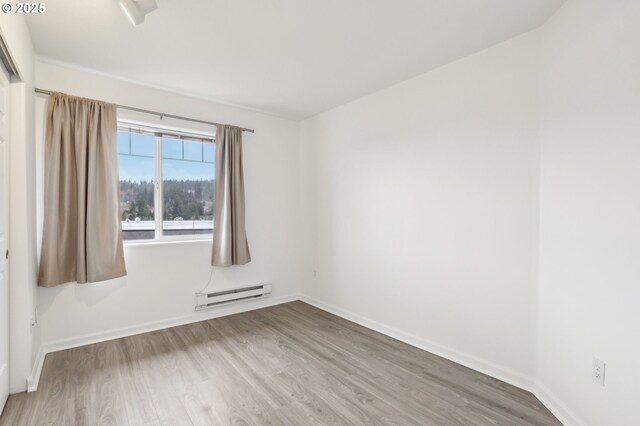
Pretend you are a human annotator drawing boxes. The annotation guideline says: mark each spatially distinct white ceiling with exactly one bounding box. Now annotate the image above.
[26,0,564,119]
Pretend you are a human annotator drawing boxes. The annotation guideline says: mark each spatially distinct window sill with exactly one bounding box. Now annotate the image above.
[123,238,212,247]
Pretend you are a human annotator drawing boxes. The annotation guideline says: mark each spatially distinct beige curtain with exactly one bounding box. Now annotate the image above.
[211,125,251,266]
[38,92,126,287]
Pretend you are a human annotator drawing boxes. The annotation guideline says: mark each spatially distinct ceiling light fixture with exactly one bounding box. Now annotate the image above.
[119,0,158,26]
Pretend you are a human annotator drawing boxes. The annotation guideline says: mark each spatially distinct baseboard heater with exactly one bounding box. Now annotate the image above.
[195,283,272,311]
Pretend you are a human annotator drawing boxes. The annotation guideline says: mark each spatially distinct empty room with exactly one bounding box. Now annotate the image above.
[0,0,638,424]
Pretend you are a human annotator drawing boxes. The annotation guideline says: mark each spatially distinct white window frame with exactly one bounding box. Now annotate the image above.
[118,120,216,244]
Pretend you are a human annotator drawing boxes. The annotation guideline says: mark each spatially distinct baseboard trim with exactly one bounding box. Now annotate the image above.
[26,347,45,392]
[27,294,298,392]
[300,295,535,391]
[533,381,584,426]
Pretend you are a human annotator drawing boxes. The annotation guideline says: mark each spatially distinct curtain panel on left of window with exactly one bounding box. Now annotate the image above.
[38,92,127,287]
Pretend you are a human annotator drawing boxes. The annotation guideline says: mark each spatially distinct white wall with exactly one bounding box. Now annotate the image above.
[300,31,542,388]
[536,1,640,425]
[0,14,39,393]
[34,62,304,350]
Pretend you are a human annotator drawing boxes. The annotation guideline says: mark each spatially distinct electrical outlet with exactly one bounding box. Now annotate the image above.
[592,358,605,386]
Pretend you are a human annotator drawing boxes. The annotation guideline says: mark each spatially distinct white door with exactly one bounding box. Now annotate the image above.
[0,61,10,412]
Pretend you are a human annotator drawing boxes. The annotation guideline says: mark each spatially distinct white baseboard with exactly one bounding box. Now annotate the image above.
[300,295,535,391]
[27,294,298,392]
[533,381,584,426]
[26,347,46,392]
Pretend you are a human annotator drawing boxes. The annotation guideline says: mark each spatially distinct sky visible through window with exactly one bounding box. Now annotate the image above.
[117,132,215,182]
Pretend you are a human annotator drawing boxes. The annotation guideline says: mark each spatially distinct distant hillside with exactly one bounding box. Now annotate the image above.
[120,179,215,221]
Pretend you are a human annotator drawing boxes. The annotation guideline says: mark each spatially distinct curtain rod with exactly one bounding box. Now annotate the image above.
[34,88,255,134]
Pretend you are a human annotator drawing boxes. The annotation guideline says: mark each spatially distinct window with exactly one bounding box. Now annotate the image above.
[117,124,215,242]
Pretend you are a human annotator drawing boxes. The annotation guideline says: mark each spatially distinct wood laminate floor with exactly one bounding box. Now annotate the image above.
[0,302,561,425]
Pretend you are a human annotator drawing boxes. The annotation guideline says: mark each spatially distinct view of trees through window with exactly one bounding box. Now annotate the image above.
[161,180,215,221]
[117,129,215,240]
[120,180,154,221]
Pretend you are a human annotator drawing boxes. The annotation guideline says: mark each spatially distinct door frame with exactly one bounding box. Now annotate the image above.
[0,53,11,415]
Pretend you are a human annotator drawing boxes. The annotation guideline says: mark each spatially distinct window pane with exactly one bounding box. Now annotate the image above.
[183,141,202,162]
[162,138,182,159]
[117,132,130,154]
[162,138,214,237]
[119,131,156,240]
[203,144,214,163]
[130,133,155,157]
